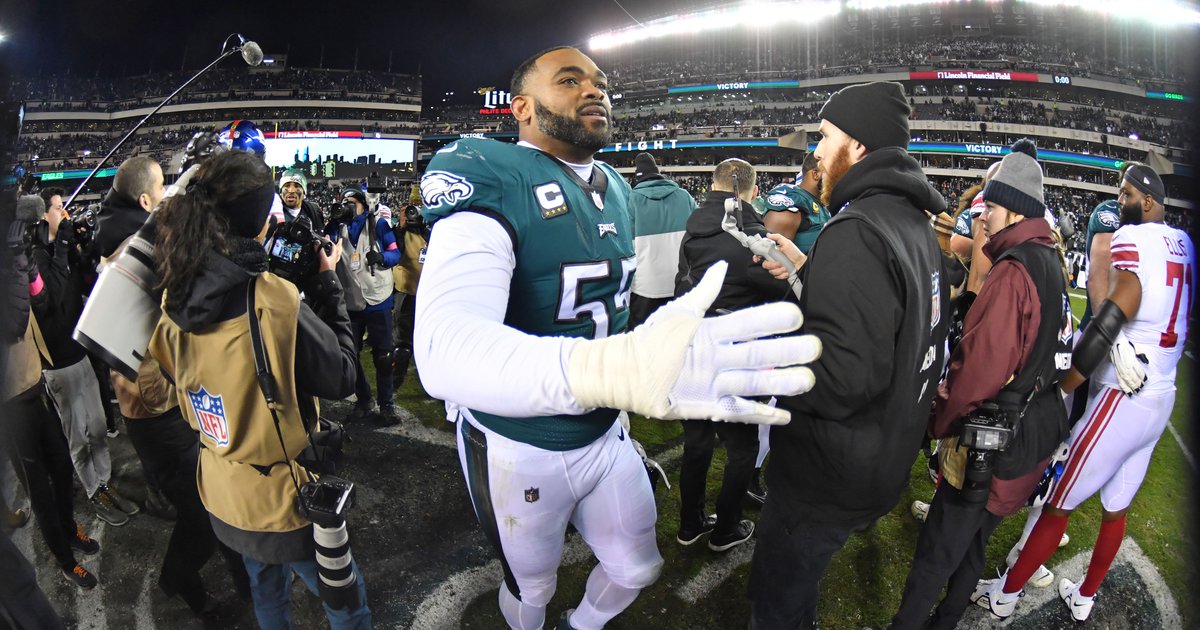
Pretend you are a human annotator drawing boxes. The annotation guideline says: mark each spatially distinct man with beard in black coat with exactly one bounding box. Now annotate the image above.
[747,81,951,629]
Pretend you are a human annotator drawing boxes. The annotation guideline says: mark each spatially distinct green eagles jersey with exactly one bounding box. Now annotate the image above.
[421,138,634,451]
[762,183,830,254]
[1080,199,1121,328]
[954,210,973,238]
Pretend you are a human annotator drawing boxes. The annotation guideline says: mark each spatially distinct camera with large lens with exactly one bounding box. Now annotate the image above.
[401,203,430,238]
[266,214,332,287]
[326,199,355,226]
[297,475,361,610]
[959,401,1015,504]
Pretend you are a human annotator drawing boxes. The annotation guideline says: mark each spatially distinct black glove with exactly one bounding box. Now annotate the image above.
[366,250,384,268]
[56,222,76,248]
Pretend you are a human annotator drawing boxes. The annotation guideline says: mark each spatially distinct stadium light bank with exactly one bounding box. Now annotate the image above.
[588,0,1200,51]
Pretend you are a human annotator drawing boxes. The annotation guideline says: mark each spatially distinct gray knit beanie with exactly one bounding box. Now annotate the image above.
[982,152,1045,218]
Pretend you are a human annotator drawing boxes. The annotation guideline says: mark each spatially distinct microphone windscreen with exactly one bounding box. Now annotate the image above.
[242,41,264,67]
[16,195,45,223]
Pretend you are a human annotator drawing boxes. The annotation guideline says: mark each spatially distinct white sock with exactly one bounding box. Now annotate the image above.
[568,566,642,630]
[498,581,545,630]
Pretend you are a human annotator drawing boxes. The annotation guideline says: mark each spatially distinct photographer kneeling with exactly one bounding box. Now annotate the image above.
[889,151,1073,630]
[147,151,370,629]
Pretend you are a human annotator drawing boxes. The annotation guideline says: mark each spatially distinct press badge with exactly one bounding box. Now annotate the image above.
[351,252,362,271]
[418,247,427,264]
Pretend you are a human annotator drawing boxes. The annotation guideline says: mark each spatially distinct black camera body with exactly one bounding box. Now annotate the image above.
[326,200,355,226]
[297,475,355,529]
[266,214,332,287]
[959,401,1015,504]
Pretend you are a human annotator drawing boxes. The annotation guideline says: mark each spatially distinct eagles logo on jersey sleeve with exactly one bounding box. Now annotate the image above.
[763,184,801,213]
[420,139,505,222]
[1088,200,1121,236]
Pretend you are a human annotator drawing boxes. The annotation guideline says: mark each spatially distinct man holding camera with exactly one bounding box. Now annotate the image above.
[889,150,1073,629]
[330,187,400,422]
[30,185,140,526]
[390,201,427,391]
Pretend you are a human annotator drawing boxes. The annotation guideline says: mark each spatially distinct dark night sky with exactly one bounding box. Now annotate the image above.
[2,0,693,103]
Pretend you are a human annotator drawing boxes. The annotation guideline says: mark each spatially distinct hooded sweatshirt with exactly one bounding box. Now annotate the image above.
[675,190,790,315]
[630,175,696,299]
[769,147,951,525]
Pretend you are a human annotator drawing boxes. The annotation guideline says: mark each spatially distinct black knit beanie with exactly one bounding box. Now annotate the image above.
[818,82,911,151]
[634,152,659,177]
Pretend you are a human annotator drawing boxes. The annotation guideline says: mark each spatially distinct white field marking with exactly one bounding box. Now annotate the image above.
[373,406,457,449]
[675,539,757,604]
[1167,421,1196,471]
[956,536,1179,629]
[409,535,592,630]
[134,570,156,630]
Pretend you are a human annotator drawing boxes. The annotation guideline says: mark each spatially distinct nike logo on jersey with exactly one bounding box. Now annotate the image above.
[597,223,618,239]
[618,426,625,441]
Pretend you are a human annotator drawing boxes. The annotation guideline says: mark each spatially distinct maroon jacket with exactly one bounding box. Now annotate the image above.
[931,217,1055,515]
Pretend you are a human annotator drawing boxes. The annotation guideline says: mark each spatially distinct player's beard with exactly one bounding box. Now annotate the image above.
[534,100,611,155]
[1119,200,1144,225]
[819,144,853,208]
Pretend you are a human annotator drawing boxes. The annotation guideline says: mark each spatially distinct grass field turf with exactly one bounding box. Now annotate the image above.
[383,287,1195,628]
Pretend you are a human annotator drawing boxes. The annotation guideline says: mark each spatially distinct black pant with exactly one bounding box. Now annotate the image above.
[748,503,864,629]
[87,354,118,436]
[126,409,243,593]
[0,530,65,629]
[889,483,1004,630]
[349,308,394,407]
[1,389,77,569]
[628,294,669,329]
[679,419,757,535]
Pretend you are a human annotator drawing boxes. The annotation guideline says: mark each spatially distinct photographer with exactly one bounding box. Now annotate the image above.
[889,150,1072,630]
[30,185,139,526]
[148,150,369,628]
[3,195,102,590]
[389,201,427,392]
[329,187,400,422]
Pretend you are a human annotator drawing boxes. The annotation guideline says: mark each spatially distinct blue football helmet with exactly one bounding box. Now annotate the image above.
[217,119,266,158]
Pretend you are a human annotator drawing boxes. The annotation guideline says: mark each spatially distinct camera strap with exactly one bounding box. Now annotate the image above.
[246,276,304,497]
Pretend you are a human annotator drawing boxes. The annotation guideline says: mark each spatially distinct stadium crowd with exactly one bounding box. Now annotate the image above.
[598,36,1187,88]
[10,67,420,107]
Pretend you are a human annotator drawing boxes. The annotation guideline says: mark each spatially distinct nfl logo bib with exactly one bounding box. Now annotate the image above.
[188,386,230,447]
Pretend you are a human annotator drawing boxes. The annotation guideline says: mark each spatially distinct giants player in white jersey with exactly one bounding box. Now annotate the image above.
[974,164,1194,622]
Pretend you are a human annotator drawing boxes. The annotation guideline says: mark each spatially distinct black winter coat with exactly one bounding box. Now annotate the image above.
[769,147,951,525]
[674,190,790,314]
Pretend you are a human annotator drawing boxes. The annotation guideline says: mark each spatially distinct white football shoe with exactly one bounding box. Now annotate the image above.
[1059,578,1096,622]
[910,500,929,523]
[972,578,1022,620]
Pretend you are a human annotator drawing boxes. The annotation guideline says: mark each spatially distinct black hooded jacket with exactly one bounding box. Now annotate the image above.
[164,237,358,402]
[675,190,790,313]
[94,188,150,259]
[769,147,952,525]
[29,221,88,365]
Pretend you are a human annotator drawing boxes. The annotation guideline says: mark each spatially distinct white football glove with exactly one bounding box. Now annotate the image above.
[567,261,821,425]
[1109,330,1149,395]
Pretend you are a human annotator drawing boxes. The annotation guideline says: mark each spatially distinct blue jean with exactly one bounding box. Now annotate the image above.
[242,555,371,630]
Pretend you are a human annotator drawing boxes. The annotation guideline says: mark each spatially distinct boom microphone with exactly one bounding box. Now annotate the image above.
[237,36,265,67]
[62,33,264,210]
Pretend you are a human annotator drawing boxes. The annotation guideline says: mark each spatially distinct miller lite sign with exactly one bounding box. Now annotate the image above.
[188,386,230,448]
[480,88,512,115]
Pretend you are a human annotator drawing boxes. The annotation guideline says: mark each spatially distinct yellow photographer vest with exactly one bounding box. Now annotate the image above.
[150,272,318,533]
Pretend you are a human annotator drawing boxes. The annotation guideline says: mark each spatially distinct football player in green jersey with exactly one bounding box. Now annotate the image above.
[762,152,829,255]
[415,47,821,629]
